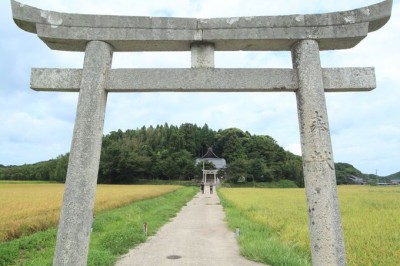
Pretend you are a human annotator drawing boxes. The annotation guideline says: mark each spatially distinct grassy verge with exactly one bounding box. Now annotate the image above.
[218,189,311,266]
[0,186,197,266]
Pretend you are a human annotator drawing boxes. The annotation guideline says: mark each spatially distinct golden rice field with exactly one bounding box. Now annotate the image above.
[219,185,400,266]
[0,183,181,242]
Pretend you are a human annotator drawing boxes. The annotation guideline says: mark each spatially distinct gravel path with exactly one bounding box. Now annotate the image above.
[115,187,265,266]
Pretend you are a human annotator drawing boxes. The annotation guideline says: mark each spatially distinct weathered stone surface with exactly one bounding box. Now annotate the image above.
[31,68,82,92]
[191,42,215,68]
[53,41,113,266]
[197,0,392,31]
[31,67,375,92]
[11,0,392,51]
[322,67,376,92]
[203,23,369,51]
[292,39,346,266]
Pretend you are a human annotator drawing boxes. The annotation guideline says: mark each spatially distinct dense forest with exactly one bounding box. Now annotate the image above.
[0,123,376,187]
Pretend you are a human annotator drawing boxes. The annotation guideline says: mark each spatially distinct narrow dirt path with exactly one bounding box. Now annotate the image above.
[115,186,265,266]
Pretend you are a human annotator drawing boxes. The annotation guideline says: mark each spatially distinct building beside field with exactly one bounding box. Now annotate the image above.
[347,175,365,185]
[391,179,400,185]
[195,147,226,170]
[195,148,226,184]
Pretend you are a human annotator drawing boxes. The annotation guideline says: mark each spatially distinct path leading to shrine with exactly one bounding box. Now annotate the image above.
[115,186,265,266]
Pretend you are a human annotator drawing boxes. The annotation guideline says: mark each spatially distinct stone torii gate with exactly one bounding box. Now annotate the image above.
[202,169,218,184]
[11,0,392,265]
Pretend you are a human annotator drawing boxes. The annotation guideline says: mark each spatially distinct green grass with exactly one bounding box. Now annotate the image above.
[218,189,311,266]
[0,186,197,266]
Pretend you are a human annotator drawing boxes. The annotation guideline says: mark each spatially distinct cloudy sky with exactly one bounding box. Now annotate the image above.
[0,0,399,176]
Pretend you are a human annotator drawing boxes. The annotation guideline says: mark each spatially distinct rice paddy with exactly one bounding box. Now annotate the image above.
[219,185,400,266]
[0,182,181,242]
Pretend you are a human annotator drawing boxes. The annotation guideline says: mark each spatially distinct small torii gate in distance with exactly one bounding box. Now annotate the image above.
[11,0,392,265]
[202,169,218,184]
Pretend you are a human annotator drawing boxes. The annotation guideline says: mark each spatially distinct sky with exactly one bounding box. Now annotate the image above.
[0,0,399,176]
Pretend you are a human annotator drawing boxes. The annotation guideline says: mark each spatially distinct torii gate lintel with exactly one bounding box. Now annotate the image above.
[11,1,392,265]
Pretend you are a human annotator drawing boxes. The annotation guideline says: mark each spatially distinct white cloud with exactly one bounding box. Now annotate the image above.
[1,0,399,176]
[285,143,302,156]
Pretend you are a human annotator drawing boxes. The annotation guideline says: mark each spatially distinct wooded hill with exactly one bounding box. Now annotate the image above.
[386,171,400,180]
[0,123,368,187]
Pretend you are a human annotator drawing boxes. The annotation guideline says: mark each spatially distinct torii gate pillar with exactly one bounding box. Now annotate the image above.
[53,41,113,265]
[293,39,346,265]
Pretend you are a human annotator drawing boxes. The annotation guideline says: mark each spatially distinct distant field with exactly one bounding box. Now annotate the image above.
[219,185,400,266]
[0,183,181,242]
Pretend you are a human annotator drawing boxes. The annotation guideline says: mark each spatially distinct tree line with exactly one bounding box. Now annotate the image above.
[0,123,366,187]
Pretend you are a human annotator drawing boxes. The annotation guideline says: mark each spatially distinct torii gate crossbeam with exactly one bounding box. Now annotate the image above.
[11,1,392,265]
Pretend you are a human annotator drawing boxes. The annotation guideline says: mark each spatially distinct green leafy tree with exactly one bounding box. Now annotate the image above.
[226,158,249,183]
[51,154,69,182]
[248,158,269,182]
[215,128,250,162]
